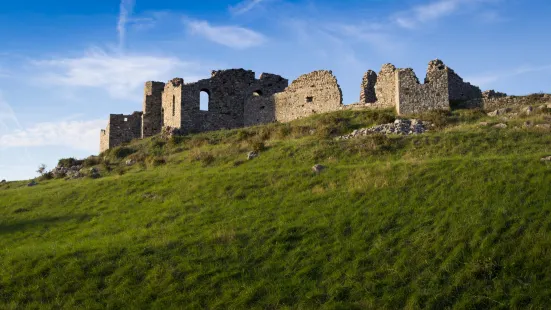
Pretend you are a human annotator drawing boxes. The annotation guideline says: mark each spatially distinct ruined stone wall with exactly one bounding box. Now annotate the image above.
[99,112,142,152]
[375,64,397,108]
[162,78,184,129]
[244,73,288,126]
[100,128,109,153]
[426,59,481,102]
[267,70,343,123]
[359,70,377,104]
[142,81,165,138]
[396,68,449,114]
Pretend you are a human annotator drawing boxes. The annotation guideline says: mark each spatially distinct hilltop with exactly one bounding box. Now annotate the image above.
[1,97,551,308]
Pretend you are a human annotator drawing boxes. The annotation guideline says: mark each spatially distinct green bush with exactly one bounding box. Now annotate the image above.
[111,147,136,159]
[57,157,83,168]
[83,156,100,167]
[146,156,167,168]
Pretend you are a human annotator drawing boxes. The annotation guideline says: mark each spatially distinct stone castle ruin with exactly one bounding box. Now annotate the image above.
[100,59,484,152]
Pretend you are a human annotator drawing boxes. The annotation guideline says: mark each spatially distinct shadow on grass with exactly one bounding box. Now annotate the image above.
[0,214,92,235]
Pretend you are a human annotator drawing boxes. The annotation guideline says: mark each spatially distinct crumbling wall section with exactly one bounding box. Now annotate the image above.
[396,68,449,114]
[360,70,377,104]
[375,64,397,108]
[162,78,184,129]
[142,81,165,138]
[271,70,343,123]
[99,112,142,152]
[244,73,288,126]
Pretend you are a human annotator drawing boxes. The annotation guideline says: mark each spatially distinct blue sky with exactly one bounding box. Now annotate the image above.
[0,0,550,181]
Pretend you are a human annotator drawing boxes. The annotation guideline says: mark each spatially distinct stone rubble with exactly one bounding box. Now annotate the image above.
[312,164,325,174]
[493,123,508,129]
[337,119,432,140]
[541,156,551,162]
[247,151,259,160]
[487,108,511,117]
[51,165,84,179]
[89,168,101,179]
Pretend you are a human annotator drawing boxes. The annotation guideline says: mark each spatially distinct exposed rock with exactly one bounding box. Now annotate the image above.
[541,156,551,162]
[524,106,534,115]
[0,179,6,183]
[524,121,534,128]
[535,124,551,129]
[493,123,508,129]
[482,90,507,99]
[247,151,258,160]
[337,119,431,140]
[312,164,325,174]
[89,167,100,179]
[126,159,134,166]
[479,122,489,126]
[27,180,37,187]
[487,108,511,117]
[51,164,84,179]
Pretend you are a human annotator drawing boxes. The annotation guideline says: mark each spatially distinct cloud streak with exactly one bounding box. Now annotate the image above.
[185,19,266,49]
[0,119,106,152]
[118,0,135,49]
[393,0,496,29]
[32,48,206,99]
[466,64,551,87]
[0,91,20,136]
[229,0,266,15]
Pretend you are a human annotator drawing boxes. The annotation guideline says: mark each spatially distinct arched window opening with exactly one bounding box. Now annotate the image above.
[252,90,262,97]
[200,90,209,111]
[172,95,176,116]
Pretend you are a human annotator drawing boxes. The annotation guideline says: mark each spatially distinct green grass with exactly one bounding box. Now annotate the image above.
[1,108,551,309]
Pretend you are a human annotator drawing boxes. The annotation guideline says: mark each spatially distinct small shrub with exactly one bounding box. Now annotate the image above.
[233,160,244,167]
[38,171,54,181]
[418,110,451,129]
[248,139,266,152]
[189,149,215,167]
[57,158,83,168]
[102,160,113,172]
[236,130,253,142]
[83,156,100,167]
[168,136,187,147]
[146,156,167,168]
[112,147,136,159]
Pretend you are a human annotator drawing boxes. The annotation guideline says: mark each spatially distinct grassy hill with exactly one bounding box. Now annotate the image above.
[1,104,551,309]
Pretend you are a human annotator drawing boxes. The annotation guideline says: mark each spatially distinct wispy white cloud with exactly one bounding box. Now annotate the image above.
[118,0,135,49]
[466,64,551,87]
[31,48,206,99]
[0,91,20,136]
[0,119,106,152]
[393,0,497,29]
[229,0,266,15]
[185,19,266,49]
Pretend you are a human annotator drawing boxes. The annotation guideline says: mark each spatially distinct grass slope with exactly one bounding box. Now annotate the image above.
[1,107,551,309]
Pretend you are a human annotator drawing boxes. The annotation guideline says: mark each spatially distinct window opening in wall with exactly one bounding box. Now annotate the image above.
[200,90,209,111]
[172,95,175,116]
[306,96,313,103]
[124,118,128,122]
[252,90,262,97]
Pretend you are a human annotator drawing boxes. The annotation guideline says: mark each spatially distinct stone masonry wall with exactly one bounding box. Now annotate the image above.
[425,60,482,102]
[396,68,449,114]
[142,81,165,138]
[359,70,377,104]
[375,64,397,108]
[271,70,343,123]
[244,73,289,126]
[162,78,184,129]
[99,111,142,152]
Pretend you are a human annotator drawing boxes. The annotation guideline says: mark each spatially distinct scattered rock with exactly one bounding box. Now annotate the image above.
[479,122,489,126]
[541,156,551,162]
[126,159,134,166]
[312,164,325,174]
[487,108,511,117]
[535,124,551,129]
[27,180,38,187]
[51,164,84,179]
[89,167,100,179]
[524,121,534,128]
[524,106,534,115]
[337,119,431,140]
[247,151,258,160]
[482,90,507,99]
[493,123,508,129]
